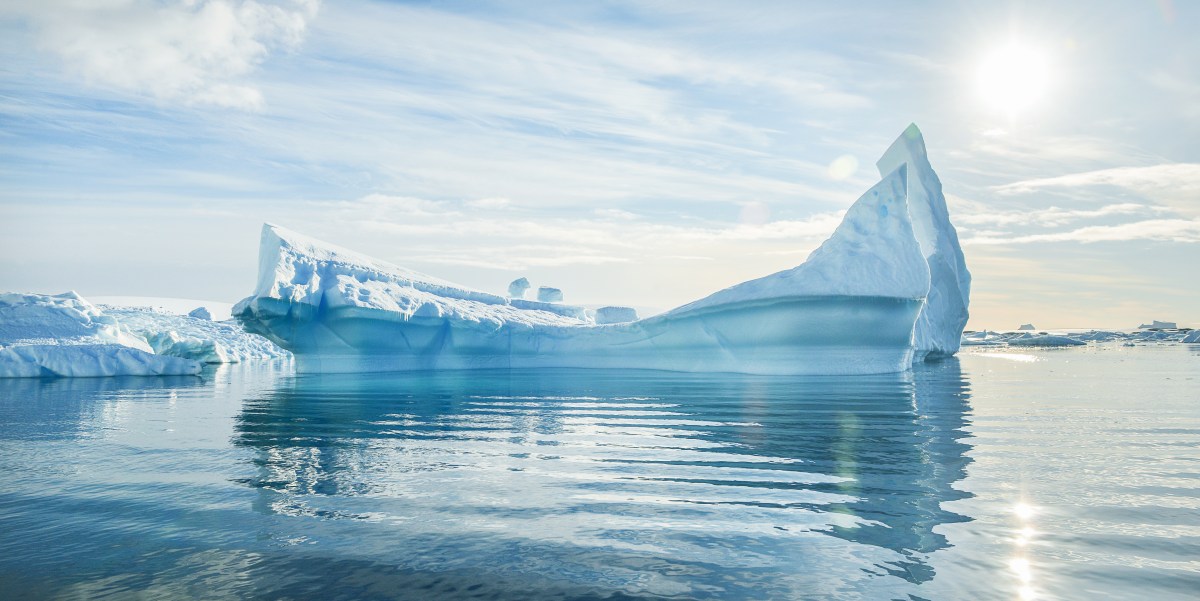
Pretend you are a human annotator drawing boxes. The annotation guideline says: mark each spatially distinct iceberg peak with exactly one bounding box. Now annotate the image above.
[876,124,972,361]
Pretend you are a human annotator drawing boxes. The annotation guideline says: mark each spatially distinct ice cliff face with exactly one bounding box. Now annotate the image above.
[876,124,972,361]
[236,163,931,375]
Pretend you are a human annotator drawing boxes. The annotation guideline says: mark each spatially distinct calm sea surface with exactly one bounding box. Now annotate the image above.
[1,345,1197,600]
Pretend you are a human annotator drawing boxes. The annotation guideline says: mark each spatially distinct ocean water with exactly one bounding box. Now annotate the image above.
[0,345,1197,600]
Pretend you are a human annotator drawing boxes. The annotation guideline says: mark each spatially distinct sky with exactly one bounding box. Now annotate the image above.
[1,0,1197,330]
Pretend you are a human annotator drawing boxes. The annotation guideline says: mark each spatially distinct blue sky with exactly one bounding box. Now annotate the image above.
[1,0,1197,329]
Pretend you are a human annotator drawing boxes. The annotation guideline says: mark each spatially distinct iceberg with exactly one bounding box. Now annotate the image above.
[506,277,530,299]
[236,163,933,375]
[102,304,291,364]
[1138,320,1177,330]
[0,292,202,378]
[1182,330,1200,343]
[876,124,971,361]
[537,287,564,302]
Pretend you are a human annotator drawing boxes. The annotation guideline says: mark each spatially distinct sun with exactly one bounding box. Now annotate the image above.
[976,41,1050,116]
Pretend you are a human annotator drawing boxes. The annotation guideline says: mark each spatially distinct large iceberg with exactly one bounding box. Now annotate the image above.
[876,124,972,361]
[0,292,202,377]
[236,161,939,375]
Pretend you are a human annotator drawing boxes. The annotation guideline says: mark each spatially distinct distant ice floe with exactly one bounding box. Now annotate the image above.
[235,124,978,375]
[959,327,1197,348]
[0,292,201,378]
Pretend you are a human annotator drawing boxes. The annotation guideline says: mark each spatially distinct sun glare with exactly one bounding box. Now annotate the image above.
[976,41,1050,116]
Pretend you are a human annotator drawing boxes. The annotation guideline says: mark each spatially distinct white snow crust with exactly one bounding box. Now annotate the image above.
[876,124,972,361]
[0,292,201,378]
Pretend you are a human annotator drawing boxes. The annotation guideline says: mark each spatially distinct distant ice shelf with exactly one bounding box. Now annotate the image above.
[235,125,970,375]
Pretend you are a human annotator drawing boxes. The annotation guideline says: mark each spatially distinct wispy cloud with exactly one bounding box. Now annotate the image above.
[319,193,845,270]
[4,0,318,109]
[996,163,1200,196]
[964,218,1200,245]
[955,202,1169,227]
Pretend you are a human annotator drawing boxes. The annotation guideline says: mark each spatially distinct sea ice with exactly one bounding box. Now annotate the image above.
[1007,335,1086,347]
[0,292,201,377]
[876,124,971,362]
[236,163,931,375]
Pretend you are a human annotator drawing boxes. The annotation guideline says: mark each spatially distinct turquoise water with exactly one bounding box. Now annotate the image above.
[1,345,1197,600]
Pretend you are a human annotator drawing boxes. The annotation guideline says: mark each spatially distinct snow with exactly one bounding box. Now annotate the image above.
[876,124,971,362]
[507,278,530,299]
[537,287,564,302]
[594,306,639,325]
[89,296,236,321]
[100,304,290,364]
[671,165,928,314]
[236,161,929,375]
[0,292,201,378]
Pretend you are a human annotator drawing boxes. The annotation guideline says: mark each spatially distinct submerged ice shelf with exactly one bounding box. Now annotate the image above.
[236,125,970,375]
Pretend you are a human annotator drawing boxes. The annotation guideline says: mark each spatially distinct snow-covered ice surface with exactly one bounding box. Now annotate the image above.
[89,296,236,321]
[876,124,972,362]
[0,292,201,378]
[237,164,929,375]
[100,305,290,364]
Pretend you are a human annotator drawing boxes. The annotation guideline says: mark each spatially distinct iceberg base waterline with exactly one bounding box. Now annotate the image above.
[241,295,923,376]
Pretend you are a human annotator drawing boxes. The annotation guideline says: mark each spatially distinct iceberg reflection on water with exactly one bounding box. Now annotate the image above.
[230,363,973,596]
